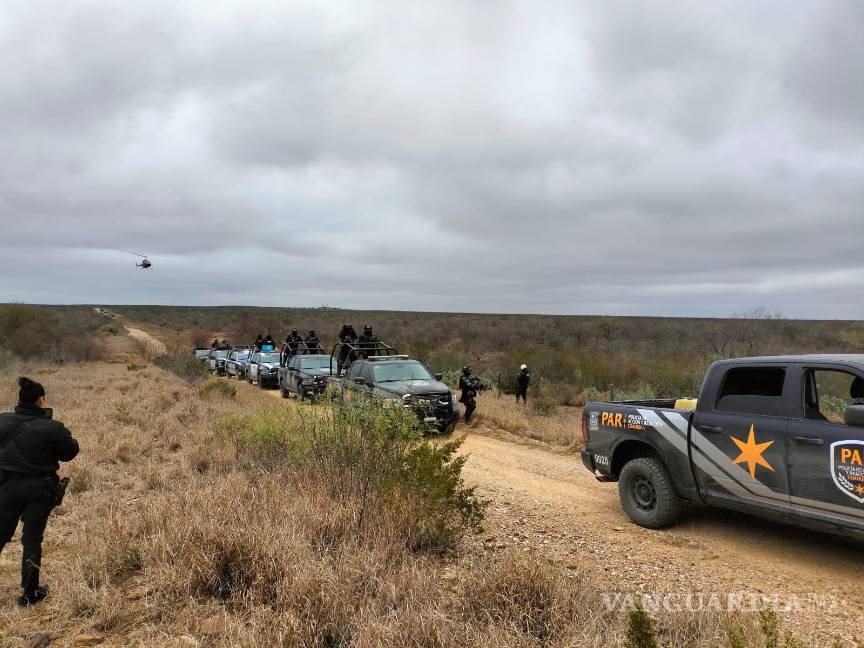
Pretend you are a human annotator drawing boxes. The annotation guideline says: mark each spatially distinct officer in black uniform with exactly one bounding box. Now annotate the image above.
[305,330,322,354]
[0,378,79,606]
[337,325,357,373]
[287,329,303,355]
[459,367,482,423]
[357,325,379,359]
[254,334,264,350]
[516,364,531,403]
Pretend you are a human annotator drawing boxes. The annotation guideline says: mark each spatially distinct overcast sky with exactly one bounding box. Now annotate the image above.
[1,1,862,318]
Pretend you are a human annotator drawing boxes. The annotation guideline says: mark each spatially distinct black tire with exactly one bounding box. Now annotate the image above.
[247,374,253,385]
[618,457,682,529]
[280,382,289,399]
[440,422,457,436]
[258,376,266,389]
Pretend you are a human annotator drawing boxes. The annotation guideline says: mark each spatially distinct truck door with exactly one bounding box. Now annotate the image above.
[288,356,300,392]
[691,365,793,516]
[360,364,376,399]
[249,352,260,382]
[343,362,364,401]
[787,366,864,529]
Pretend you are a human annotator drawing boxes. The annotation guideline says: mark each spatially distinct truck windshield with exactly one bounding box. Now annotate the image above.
[373,362,433,383]
[212,350,229,358]
[259,353,281,363]
[300,356,336,370]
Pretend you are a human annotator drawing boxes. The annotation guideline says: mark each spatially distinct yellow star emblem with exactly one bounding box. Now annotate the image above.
[731,425,775,480]
[856,485,864,496]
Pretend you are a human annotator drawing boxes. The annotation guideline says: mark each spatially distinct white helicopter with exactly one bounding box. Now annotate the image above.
[131,252,152,269]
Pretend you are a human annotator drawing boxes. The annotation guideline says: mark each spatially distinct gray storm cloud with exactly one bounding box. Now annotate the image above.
[0,0,862,318]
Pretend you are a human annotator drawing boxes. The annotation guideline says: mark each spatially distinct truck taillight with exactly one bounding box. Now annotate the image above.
[580,414,588,444]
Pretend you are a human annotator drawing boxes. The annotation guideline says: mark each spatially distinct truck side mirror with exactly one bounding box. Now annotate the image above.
[845,404,864,427]
[354,377,366,386]
[434,373,443,381]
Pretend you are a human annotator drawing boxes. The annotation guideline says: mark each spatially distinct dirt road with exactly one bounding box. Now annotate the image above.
[459,431,863,640]
[126,327,167,355]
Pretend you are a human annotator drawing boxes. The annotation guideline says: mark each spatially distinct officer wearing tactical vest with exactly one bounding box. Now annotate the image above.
[0,378,79,606]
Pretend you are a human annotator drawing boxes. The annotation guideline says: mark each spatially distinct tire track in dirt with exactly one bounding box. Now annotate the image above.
[459,432,863,640]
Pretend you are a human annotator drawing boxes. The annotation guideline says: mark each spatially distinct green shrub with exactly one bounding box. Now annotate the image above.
[398,437,484,550]
[153,352,208,384]
[759,606,780,648]
[126,363,147,371]
[625,602,659,648]
[216,408,292,466]
[727,623,747,648]
[530,395,559,416]
[98,322,126,336]
[199,380,237,399]
[216,399,484,552]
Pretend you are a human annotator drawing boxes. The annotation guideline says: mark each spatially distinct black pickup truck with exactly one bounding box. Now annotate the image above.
[581,355,864,533]
[340,356,459,435]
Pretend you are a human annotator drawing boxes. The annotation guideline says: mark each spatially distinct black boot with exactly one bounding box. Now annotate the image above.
[18,584,49,607]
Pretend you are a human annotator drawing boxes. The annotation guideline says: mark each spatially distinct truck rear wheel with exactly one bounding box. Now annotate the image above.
[618,457,682,529]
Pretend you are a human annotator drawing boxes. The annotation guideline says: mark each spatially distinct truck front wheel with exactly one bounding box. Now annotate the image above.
[618,458,682,529]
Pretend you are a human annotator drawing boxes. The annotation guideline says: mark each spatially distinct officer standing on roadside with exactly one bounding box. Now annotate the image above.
[0,378,79,607]
[459,367,481,423]
[516,364,531,403]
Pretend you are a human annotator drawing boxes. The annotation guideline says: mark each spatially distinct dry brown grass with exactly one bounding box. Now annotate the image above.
[471,393,581,448]
[0,362,812,647]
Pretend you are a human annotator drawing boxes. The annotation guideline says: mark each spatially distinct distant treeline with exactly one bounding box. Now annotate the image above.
[0,304,106,364]
[112,305,864,403]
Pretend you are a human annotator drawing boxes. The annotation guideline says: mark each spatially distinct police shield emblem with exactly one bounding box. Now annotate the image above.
[830,440,864,504]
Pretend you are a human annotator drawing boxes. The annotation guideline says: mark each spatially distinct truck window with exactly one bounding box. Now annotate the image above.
[716,367,786,416]
[802,369,861,424]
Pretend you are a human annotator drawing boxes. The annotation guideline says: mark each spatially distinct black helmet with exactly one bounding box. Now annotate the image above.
[364,324,373,333]
[309,330,316,336]
[292,329,298,335]
[462,366,472,375]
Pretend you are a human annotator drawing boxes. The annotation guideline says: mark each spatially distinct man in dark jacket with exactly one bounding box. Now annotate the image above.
[286,329,303,355]
[305,330,323,354]
[357,325,380,359]
[337,325,357,374]
[516,364,531,403]
[459,367,483,423]
[0,377,79,606]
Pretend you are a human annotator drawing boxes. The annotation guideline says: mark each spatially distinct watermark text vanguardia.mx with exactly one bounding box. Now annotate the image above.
[601,591,847,614]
